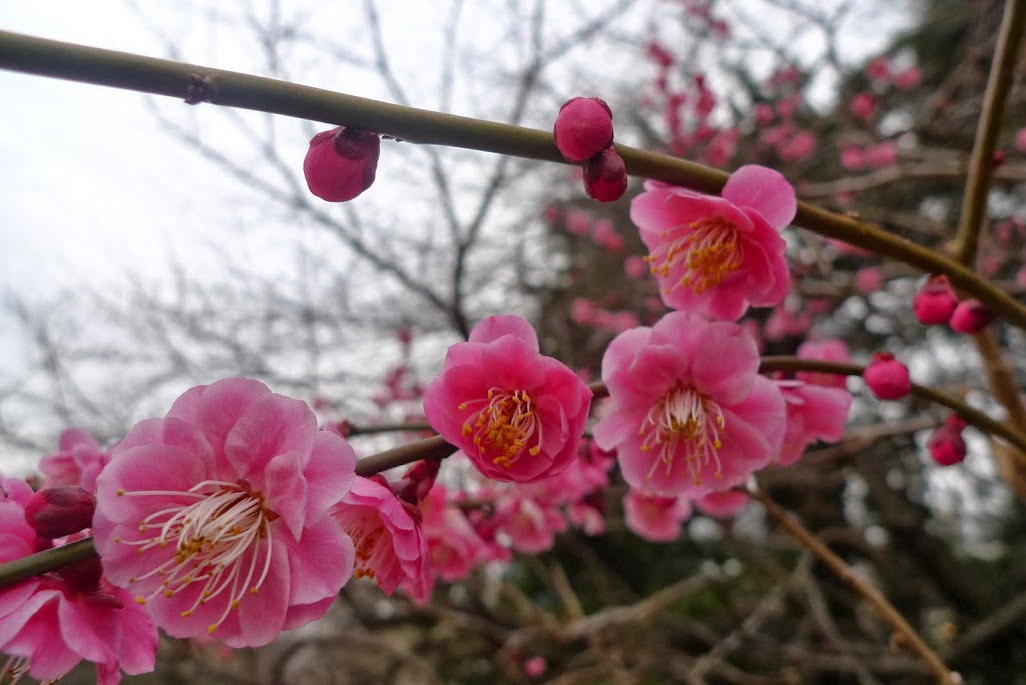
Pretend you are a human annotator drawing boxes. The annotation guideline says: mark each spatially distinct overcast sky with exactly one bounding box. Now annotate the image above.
[0,1,914,475]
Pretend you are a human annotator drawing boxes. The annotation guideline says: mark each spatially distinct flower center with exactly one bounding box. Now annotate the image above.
[113,479,276,635]
[337,509,390,583]
[639,384,725,485]
[459,388,543,468]
[645,216,743,294]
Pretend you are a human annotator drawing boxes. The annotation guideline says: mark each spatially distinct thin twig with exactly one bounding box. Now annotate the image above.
[748,483,958,684]
[0,31,1025,329]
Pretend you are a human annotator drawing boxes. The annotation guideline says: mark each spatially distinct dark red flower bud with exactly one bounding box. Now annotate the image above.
[303,127,381,202]
[583,148,628,202]
[553,97,614,163]
[927,425,967,466]
[949,299,995,334]
[863,351,911,400]
[913,275,958,325]
[24,486,96,539]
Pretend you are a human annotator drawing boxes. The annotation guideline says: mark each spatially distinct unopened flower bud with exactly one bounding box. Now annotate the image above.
[949,299,995,334]
[927,425,967,466]
[943,414,968,432]
[583,147,628,202]
[863,351,911,400]
[553,97,614,163]
[24,485,96,539]
[913,275,957,325]
[303,127,381,202]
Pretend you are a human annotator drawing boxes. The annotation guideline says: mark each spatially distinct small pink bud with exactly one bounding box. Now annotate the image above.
[927,425,967,466]
[24,485,96,539]
[993,150,1006,167]
[553,97,614,163]
[583,147,628,202]
[303,127,381,202]
[949,299,995,334]
[854,266,884,294]
[913,275,958,325]
[863,352,911,400]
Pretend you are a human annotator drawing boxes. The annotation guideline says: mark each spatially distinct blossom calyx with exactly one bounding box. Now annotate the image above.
[304,126,381,202]
[553,97,614,162]
[24,485,96,539]
[863,352,911,400]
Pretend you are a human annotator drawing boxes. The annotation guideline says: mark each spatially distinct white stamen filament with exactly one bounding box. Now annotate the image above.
[639,384,726,485]
[115,479,275,634]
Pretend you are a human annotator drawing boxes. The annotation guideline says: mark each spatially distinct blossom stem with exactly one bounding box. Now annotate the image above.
[749,483,958,685]
[953,0,1025,267]
[2,31,1026,330]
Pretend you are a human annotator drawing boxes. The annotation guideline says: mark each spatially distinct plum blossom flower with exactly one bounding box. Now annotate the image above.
[695,490,749,518]
[775,380,852,466]
[330,476,432,602]
[419,484,494,583]
[593,312,786,497]
[423,315,592,482]
[623,490,692,542]
[91,378,357,647]
[795,339,850,389]
[38,428,110,492]
[493,493,567,554]
[0,477,158,685]
[632,165,796,321]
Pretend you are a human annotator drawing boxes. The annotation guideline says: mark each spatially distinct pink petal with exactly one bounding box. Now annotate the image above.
[721,165,796,230]
[263,451,308,540]
[224,392,317,481]
[302,431,357,526]
[235,538,290,647]
[59,428,101,453]
[469,314,539,350]
[689,321,760,403]
[727,376,788,452]
[94,445,208,525]
[282,517,354,605]
[797,385,852,441]
[57,595,117,664]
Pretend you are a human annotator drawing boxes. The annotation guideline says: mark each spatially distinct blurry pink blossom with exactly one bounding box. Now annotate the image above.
[775,380,851,466]
[623,491,692,542]
[893,66,921,90]
[695,490,749,518]
[38,428,109,493]
[849,92,876,122]
[796,339,850,389]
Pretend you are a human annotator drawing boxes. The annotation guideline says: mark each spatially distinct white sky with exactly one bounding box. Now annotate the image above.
[0,0,916,476]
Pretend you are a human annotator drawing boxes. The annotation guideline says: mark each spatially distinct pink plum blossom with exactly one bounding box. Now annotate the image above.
[423,315,592,482]
[695,490,749,518]
[493,493,567,554]
[849,92,876,122]
[854,267,884,294]
[331,476,432,602]
[632,165,795,321]
[91,378,357,647]
[796,339,850,389]
[775,380,852,466]
[893,66,921,90]
[593,312,786,497]
[0,478,158,685]
[624,255,649,279]
[623,491,692,542]
[39,428,110,493]
[420,484,493,582]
